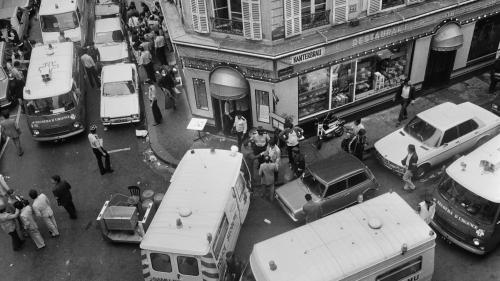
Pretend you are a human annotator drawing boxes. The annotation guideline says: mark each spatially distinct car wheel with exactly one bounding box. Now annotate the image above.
[415,164,431,179]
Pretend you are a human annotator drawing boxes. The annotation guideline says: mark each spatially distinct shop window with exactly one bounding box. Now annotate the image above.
[255,90,270,123]
[192,78,209,110]
[177,256,200,276]
[381,0,404,10]
[150,253,173,272]
[298,68,330,118]
[212,0,243,35]
[330,61,355,109]
[468,14,500,63]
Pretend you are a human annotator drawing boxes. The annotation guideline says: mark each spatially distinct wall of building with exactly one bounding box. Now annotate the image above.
[273,78,299,125]
[248,79,275,129]
[410,36,431,86]
[453,22,475,71]
[182,68,213,118]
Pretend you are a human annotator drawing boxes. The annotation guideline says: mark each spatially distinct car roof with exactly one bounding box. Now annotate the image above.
[102,64,134,83]
[95,17,122,33]
[308,152,366,185]
[417,102,473,130]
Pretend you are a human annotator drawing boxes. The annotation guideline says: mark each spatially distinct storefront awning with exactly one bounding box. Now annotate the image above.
[209,67,249,100]
[431,23,463,52]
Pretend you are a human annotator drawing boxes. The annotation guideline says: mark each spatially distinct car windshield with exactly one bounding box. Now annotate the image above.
[41,12,79,32]
[403,116,441,147]
[302,171,326,197]
[95,30,124,44]
[25,92,76,116]
[103,81,134,96]
[438,176,500,224]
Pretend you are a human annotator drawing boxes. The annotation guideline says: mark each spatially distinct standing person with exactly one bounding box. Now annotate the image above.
[401,144,418,191]
[279,123,303,167]
[154,31,167,65]
[302,194,322,223]
[350,119,365,136]
[291,147,305,177]
[232,113,247,152]
[87,43,101,65]
[259,156,278,202]
[7,25,20,46]
[146,80,162,125]
[348,128,367,161]
[51,175,77,220]
[80,51,100,88]
[394,79,415,125]
[88,124,113,175]
[29,189,59,237]
[489,58,500,94]
[225,251,242,281]
[249,126,270,156]
[0,201,23,251]
[138,46,155,82]
[1,111,23,156]
[418,197,436,224]
[14,200,45,250]
[158,69,176,109]
[261,139,281,183]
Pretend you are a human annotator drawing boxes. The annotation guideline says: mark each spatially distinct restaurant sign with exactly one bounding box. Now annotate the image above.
[290,47,325,65]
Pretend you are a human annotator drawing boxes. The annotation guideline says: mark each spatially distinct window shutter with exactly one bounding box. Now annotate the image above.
[367,0,382,15]
[190,0,209,33]
[242,0,262,40]
[333,0,348,24]
[284,0,302,38]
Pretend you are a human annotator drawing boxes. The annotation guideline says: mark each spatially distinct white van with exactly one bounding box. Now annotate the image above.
[241,192,436,281]
[39,0,87,44]
[140,148,252,281]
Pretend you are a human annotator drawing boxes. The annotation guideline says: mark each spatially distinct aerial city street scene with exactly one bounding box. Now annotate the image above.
[1,0,500,280]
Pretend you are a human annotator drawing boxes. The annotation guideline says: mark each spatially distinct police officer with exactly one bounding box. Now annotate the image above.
[88,124,113,175]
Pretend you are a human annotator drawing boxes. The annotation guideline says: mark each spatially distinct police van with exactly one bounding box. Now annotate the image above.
[241,192,436,281]
[140,148,252,281]
[39,0,88,44]
[23,42,86,140]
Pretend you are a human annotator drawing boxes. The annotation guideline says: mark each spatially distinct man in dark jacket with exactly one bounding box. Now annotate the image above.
[394,79,415,125]
[489,58,500,94]
[51,175,77,219]
[401,144,418,191]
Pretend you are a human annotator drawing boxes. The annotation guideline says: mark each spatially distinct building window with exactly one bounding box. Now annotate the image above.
[330,61,355,109]
[192,78,209,110]
[381,0,404,10]
[298,68,330,118]
[301,0,329,30]
[212,0,243,35]
[255,90,270,123]
[468,14,500,63]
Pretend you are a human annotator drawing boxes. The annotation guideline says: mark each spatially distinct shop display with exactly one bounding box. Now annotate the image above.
[330,62,355,109]
[298,68,329,118]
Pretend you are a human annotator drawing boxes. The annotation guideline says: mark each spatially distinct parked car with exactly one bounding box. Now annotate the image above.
[275,152,379,222]
[100,64,140,126]
[94,17,130,65]
[95,0,125,19]
[375,102,500,178]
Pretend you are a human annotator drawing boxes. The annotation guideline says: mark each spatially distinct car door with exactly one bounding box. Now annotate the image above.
[346,171,372,205]
[434,125,461,164]
[321,178,349,216]
[457,119,480,150]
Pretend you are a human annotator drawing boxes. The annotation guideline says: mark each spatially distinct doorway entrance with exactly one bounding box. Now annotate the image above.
[212,97,252,135]
[423,50,457,88]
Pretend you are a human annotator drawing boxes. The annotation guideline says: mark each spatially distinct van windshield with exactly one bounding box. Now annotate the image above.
[95,30,124,44]
[41,12,79,32]
[302,172,326,197]
[25,92,76,116]
[438,176,500,224]
[103,81,134,96]
[403,116,441,147]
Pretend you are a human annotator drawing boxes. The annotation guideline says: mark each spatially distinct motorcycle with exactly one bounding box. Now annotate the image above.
[314,113,345,150]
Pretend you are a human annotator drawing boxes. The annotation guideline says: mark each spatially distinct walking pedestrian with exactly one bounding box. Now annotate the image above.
[29,189,59,237]
[88,124,113,175]
[261,139,281,183]
[291,147,305,177]
[401,144,418,191]
[348,128,367,161]
[279,122,303,167]
[394,79,415,125]
[0,200,24,251]
[81,50,100,88]
[51,175,77,219]
[232,113,247,152]
[146,80,162,125]
[138,46,155,82]
[259,156,278,201]
[418,197,436,224]
[154,30,167,65]
[489,58,500,94]
[302,194,322,223]
[14,200,45,250]
[1,111,23,156]
[158,69,176,109]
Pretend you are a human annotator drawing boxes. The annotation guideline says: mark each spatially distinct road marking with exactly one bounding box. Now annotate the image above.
[107,147,131,154]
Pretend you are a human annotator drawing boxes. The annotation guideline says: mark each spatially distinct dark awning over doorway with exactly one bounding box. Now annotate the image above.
[431,23,463,52]
[209,67,249,100]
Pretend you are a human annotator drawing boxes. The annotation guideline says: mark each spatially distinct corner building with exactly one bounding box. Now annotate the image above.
[161,0,500,132]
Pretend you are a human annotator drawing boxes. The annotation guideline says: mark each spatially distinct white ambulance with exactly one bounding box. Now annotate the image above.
[241,192,436,281]
[39,0,87,44]
[140,148,252,281]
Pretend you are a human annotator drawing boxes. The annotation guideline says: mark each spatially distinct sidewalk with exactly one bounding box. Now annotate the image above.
[146,71,497,171]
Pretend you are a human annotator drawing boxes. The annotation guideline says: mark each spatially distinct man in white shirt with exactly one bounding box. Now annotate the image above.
[154,30,167,65]
[88,124,113,175]
[394,79,415,125]
[81,51,99,88]
[29,189,59,237]
[232,112,247,151]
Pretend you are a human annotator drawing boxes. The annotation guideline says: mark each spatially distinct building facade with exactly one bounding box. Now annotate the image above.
[161,0,500,133]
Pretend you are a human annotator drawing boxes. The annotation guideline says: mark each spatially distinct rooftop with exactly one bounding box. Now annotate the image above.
[417,102,472,131]
[140,149,244,255]
[307,152,365,185]
[102,64,134,83]
[39,0,78,16]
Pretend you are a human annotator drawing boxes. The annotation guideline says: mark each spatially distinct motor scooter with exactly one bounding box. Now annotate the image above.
[314,113,345,150]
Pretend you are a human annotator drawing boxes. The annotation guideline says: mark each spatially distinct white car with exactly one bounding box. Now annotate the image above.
[94,17,130,65]
[375,102,500,178]
[100,64,140,125]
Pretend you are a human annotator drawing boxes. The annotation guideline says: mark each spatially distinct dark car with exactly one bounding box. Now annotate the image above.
[275,152,379,222]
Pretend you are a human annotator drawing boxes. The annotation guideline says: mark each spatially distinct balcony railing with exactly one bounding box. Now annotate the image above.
[302,10,331,31]
[211,17,243,36]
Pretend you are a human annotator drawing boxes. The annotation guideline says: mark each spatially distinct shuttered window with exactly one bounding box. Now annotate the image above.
[367,0,381,15]
[284,0,302,38]
[242,0,262,40]
[191,0,210,33]
[333,0,347,24]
